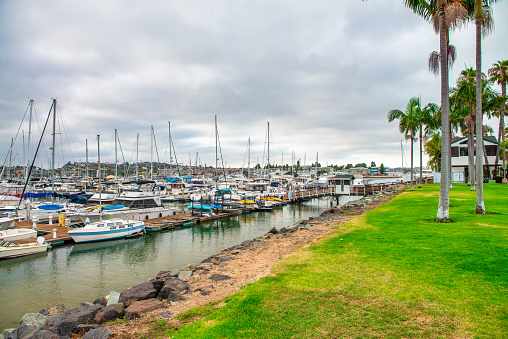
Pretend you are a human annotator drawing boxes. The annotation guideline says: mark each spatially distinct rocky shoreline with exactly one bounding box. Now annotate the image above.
[1,186,402,339]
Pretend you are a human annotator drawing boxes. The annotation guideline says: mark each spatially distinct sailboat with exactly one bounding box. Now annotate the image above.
[68,135,145,243]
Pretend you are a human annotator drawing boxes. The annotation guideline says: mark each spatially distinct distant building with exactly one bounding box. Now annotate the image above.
[347,167,369,176]
[451,136,498,182]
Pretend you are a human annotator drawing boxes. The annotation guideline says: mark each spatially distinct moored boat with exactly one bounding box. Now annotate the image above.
[68,218,145,243]
[0,228,37,241]
[0,237,49,259]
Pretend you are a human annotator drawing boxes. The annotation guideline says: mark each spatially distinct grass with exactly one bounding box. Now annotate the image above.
[165,184,508,338]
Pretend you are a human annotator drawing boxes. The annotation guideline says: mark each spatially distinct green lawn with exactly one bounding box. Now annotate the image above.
[169,184,508,338]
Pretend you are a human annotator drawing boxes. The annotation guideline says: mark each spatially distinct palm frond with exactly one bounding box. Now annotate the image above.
[429,51,440,75]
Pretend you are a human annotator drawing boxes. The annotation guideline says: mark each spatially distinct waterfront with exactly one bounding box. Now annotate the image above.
[0,196,347,330]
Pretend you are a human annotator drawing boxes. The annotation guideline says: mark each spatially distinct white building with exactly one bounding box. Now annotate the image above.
[451,136,498,183]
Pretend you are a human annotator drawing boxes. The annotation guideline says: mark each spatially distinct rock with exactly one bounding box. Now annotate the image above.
[209,274,231,282]
[211,256,220,265]
[194,263,212,271]
[278,227,290,235]
[156,270,178,280]
[166,290,186,302]
[151,278,165,292]
[93,304,123,324]
[76,324,101,334]
[82,327,112,339]
[39,304,66,317]
[158,310,172,319]
[159,277,191,299]
[119,282,158,307]
[43,303,104,337]
[230,249,241,255]
[218,256,235,263]
[266,227,278,234]
[124,299,164,321]
[1,329,14,339]
[181,264,195,272]
[93,297,107,306]
[19,313,47,329]
[7,325,64,339]
[194,288,211,296]
[178,270,193,280]
[6,325,38,339]
[106,291,121,306]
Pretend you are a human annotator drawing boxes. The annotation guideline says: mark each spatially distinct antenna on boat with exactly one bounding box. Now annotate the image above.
[51,98,56,203]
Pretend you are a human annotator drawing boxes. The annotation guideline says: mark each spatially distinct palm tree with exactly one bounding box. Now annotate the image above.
[405,0,468,222]
[419,102,440,187]
[425,131,442,171]
[388,97,422,191]
[488,60,508,180]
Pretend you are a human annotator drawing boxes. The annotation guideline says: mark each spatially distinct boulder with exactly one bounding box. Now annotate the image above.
[93,304,123,324]
[6,325,38,339]
[106,291,120,306]
[43,303,104,337]
[6,325,64,339]
[209,274,231,282]
[278,227,290,235]
[124,299,164,320]
[158,310,172,319]
[155,270,177,280]
[39,304,66,317]
[1,329,14,339]
[266,227,278,234]
[19,313,47,329]
[119,282,157,307]
[158,278,191,299]
[166,291,186,302]
[82,327,112,339]
[151,278,164,292]
[93,297,107,306]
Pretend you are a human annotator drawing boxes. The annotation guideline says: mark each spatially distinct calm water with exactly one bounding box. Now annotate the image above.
[0,197,339,330]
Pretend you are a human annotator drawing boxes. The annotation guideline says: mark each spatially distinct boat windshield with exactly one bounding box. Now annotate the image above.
[112,199,159,209]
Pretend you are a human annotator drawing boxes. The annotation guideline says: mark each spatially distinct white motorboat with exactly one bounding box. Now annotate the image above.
[0,237,49,259]
[0,217,14,230]
[0,228,37,241]
[68,218,145,243]
[71,182,175,223]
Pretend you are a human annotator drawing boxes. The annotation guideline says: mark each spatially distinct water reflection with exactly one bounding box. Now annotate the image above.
[0,197,329,330]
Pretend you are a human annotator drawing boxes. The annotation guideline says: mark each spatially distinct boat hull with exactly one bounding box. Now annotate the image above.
[74,207,175,223]
[0,242,49,259]
[0,228,37,241]
[68,219,145,243]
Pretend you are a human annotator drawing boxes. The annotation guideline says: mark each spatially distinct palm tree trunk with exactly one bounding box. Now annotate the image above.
[468,113,475,190]
[437,2,450,222]
[419,127,423,188]
[502,84,507,180]
[475,3,485,214]
[410,136,414,191]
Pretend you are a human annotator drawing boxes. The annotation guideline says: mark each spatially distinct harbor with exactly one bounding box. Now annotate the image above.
[0,195,349,331]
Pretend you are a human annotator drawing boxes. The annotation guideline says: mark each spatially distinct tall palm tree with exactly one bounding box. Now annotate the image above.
[388,97,422,191]
[472,1,497,214]
[405,0,468,222]
[488,60,508,180]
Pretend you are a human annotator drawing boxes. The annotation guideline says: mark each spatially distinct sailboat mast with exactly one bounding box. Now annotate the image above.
[98,134,102,221]
[86,139,89,178]
[26,99,33,181]
[248,137,251,179]
[136,133,139,179]
[168,121,172,177]
[267,121,270,178]
[51,99,56,201]
[150,125,154,180]
[115,129,118,179]
[215,115,218,188]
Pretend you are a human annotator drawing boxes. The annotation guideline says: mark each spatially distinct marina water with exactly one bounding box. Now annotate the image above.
[0,196,355,330]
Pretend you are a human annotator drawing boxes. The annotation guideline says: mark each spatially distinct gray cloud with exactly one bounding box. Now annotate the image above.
[0,0,506,172]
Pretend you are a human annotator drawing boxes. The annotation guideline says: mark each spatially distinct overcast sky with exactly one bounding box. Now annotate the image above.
[1,0,507,172]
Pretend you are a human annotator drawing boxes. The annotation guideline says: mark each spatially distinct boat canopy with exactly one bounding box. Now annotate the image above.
[37,204,64,210]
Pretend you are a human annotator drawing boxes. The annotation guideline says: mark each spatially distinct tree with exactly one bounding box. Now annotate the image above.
[370,161,377,168]
[488,60,508,180]
[418,102,440,187]
[425,132,442,171]
[355,163,368,168]
[379,163,386,174]
[388,97,421,191]
[345,164,353,169]
[405,0,468,221]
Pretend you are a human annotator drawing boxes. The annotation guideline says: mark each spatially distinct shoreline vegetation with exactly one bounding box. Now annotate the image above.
[4,183,508,338]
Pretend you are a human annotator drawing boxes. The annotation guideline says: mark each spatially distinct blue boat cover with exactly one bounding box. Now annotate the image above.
[38,204,64,210]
